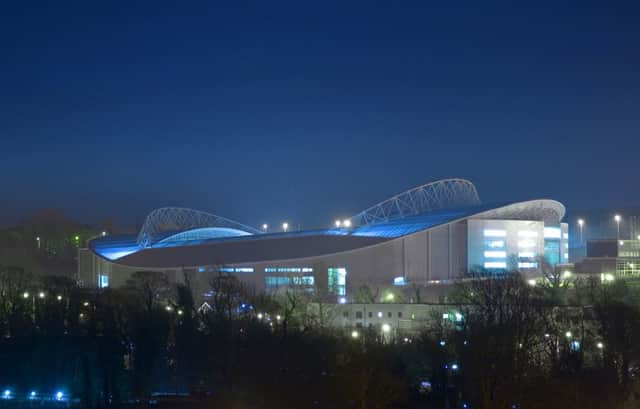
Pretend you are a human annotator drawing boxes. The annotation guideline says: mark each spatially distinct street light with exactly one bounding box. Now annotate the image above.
[577,219,584,244]
[101,231,107,236]
[282,222,289,232]
[343,219,351,228]
[261,224,268,232]
[22,292,29,299]
[334,220,342,228]
[351,330,359,339]
[36,236,41,249]
[597,342,604,349]
[382,323,391,333]
[615,215,621,239]
[38,292,45,299]
[565,331,572,338]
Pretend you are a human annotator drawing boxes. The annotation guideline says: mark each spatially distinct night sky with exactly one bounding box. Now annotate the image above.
[1,2,639,229]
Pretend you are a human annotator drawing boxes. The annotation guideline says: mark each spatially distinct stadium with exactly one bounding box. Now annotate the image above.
[79,179,569,301]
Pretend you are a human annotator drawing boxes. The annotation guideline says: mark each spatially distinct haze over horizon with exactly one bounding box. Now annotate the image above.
[2,2,639,228]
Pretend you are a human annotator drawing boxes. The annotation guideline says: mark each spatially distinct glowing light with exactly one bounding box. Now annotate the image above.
[518,251,536,258]
[615,214,621,222]
[619,241,624,246]
[385,293,395,301]
[343,219,351,228]
[518,240,536,248]
[451,363,459,371]
[101,231,107,236]
[334,220,342,228]
[55,391,63,401]
[22,292,29,299]
[83,301,89,307]
[257,313,263,319]
[57,295,62,301]
[602,273,615,282]
[261,224,268,231]
[578,219,584,227]
[563,271,572,278]
[484,251,506,258]
[454,312,463,322]
[484,261,507,269]
[276,315,281,321]
[439,340,446,347]
[393,276,407,286]
[565,331,572,338]
[165,305,173,311]
[351,330,359,339]
[38,292,45,299]
[177,310,183,315]
[543,227,561,239]
[381,323,391,333]
[518,262,538,269]
[29,391,36,399]
[3,390,10,399]
[527,279,536,286]
[282,222,289,232]
[597,342,604,349]
[487,240,505,248]
[483,229,506,237]
[74,235,80,241]
[338,297,347,304]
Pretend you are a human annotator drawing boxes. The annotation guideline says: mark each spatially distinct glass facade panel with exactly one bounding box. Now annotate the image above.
[328,267,347,296]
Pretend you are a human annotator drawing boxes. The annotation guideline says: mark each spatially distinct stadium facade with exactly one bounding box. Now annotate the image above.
[78,179,569,301]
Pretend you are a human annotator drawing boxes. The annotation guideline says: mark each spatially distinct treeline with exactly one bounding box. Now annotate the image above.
[1,265,640,409]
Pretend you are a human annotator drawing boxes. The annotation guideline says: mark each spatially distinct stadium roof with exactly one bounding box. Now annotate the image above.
[89,199,565,266]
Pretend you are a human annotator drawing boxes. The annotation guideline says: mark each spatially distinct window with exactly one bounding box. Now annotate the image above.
[484,229,506,237]
[356,322,363,328]
[328,267,347,296]
[368,312,373,318]
[518,262,538,269]
[99,274,109,288]
[387,312,392,318]
[356,311,363,319]
[343,311,349,318]
[484,251,506,258]
[397,311,403,318]
[486,240,505,248]
[377,311,382,318]
[484,261,507,269]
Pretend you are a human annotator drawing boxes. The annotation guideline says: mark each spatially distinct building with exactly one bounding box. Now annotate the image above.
[575,238,640,279]
[79,179,568,302]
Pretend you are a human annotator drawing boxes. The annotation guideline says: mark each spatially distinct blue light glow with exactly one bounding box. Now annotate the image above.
[3,390,10,399]
[55,391,64,401]
[393,276,407,286]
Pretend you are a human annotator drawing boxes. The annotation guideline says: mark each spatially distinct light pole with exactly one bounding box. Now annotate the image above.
[577,219,584,244]
[615,215,621,239]
[282,222,289,232]
[261,223,268,232]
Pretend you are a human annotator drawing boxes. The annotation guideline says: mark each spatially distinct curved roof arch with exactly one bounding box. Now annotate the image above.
[470,199,566,225]
[137,207,260,247]
[352,178,481,226]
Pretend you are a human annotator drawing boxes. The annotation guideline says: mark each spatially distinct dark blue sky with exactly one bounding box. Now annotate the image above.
[1,1,639,229]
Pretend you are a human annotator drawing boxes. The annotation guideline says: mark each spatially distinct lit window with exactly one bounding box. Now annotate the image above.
[543,227,561,239]
[235,267,254,273]
[99,275,109,288]
[518,231,538,238]
[518,252,536,258]
[393,277,407,286]
[564,253,569,259]
[484,229,506,237]
[563,233,569,239]
[518,240,536,248]
[518,262,538,268]
[484,251,506,258]
[486,240,505,248]
[484,261,507,269]
[301,267,314,273]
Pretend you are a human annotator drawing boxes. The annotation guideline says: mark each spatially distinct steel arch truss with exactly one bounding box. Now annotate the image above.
[137,207,261,247]
[353,178,481,226]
